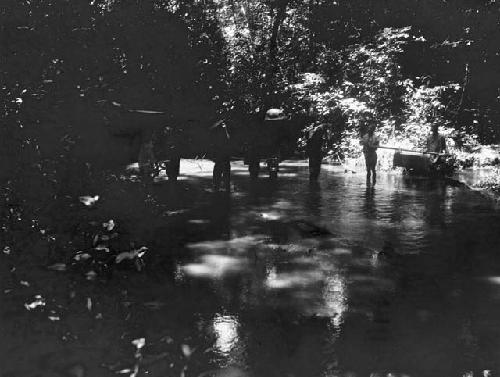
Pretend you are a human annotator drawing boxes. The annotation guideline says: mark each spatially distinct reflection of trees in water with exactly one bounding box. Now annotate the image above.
[422,180,449,228]
[207,193,232,240]
[179,244,349,375]
[160,168,500,376]
[363,186,377,219]
[305,181,322,217]
[236,308,332,377]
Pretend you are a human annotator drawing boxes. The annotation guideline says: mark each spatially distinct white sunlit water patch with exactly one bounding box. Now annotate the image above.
[322,273,348,329]
[188,219,210,225]
[258,211,281,221]
[483,276,500,285]
[271,199,294,210]
[265,268,323,289]
[275,172,298,178]
[213,314,240,356]
[331,247,352,255]
[187,235,265,254]
[182,254,247,278]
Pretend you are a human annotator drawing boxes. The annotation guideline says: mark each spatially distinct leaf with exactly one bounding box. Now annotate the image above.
[103,219,116,231]
[132,338,146,350]
[115,251,138,263]
[79,195,99,206]
[25,295,45,310]
[116,247,147,264]
[181,344,193,358]
[115,369,132,374]
[95,245,110,253]
[74,253,91,261]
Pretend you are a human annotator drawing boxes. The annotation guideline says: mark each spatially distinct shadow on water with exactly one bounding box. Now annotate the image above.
[3,160,500,377]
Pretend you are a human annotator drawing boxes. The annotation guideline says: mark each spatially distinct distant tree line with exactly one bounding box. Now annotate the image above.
[1,0,499,187]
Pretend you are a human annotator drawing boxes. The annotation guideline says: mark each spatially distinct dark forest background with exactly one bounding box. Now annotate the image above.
[1,0,499,198]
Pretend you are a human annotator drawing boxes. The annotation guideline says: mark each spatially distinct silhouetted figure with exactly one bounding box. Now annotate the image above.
[426,124,447,164]
[426,124,447,154]
[209,120,232,191]
[306,124,325,181]
[360,124,380,185]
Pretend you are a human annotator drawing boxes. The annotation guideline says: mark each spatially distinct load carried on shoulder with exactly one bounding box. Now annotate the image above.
[383,124,456,177]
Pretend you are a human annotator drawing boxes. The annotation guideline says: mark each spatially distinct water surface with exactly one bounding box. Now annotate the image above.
[2,160,500,377]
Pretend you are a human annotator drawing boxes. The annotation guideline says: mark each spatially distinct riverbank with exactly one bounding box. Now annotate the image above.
[454,167,500,205]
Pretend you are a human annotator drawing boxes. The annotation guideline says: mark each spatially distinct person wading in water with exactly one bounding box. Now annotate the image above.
[360,123,380,185]
[426,123,447,163]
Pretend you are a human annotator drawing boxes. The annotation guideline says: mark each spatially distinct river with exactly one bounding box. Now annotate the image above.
[2,160,500,377]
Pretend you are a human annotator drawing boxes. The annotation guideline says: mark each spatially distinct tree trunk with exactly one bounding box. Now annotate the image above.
[265,0,289,107]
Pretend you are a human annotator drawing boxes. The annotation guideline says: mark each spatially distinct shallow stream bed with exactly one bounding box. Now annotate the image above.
[2,160,500,377]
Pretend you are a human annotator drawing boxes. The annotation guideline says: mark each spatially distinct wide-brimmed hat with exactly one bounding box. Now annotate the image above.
[264,108,288,121]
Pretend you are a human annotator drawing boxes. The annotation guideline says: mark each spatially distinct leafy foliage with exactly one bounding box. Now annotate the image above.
[290,27,464,161]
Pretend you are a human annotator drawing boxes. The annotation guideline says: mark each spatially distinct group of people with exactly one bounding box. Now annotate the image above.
[360,121,448,184]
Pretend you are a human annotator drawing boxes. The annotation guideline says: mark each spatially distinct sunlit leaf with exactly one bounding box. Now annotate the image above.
[132,338,146,349]
[181,344,193,358]
[79,195,99,206]
[103,219,116,231]
[74,253,91,261]
[25,295,45,310]
[116,247,147,264]
[116,368,132,374]
[95,245,110,253]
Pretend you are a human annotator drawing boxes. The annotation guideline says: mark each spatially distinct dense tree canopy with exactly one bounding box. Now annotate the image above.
[1,0,499,185]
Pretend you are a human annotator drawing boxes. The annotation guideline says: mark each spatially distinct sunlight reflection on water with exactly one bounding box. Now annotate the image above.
[213,314,240,356]
[164,162,500,376]
[323,273,348,329]
[182,254,246,278]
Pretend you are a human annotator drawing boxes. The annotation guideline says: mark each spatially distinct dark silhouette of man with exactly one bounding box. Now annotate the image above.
[306,123,325,181]
[360,124,380,185]
[426,124,447,164]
